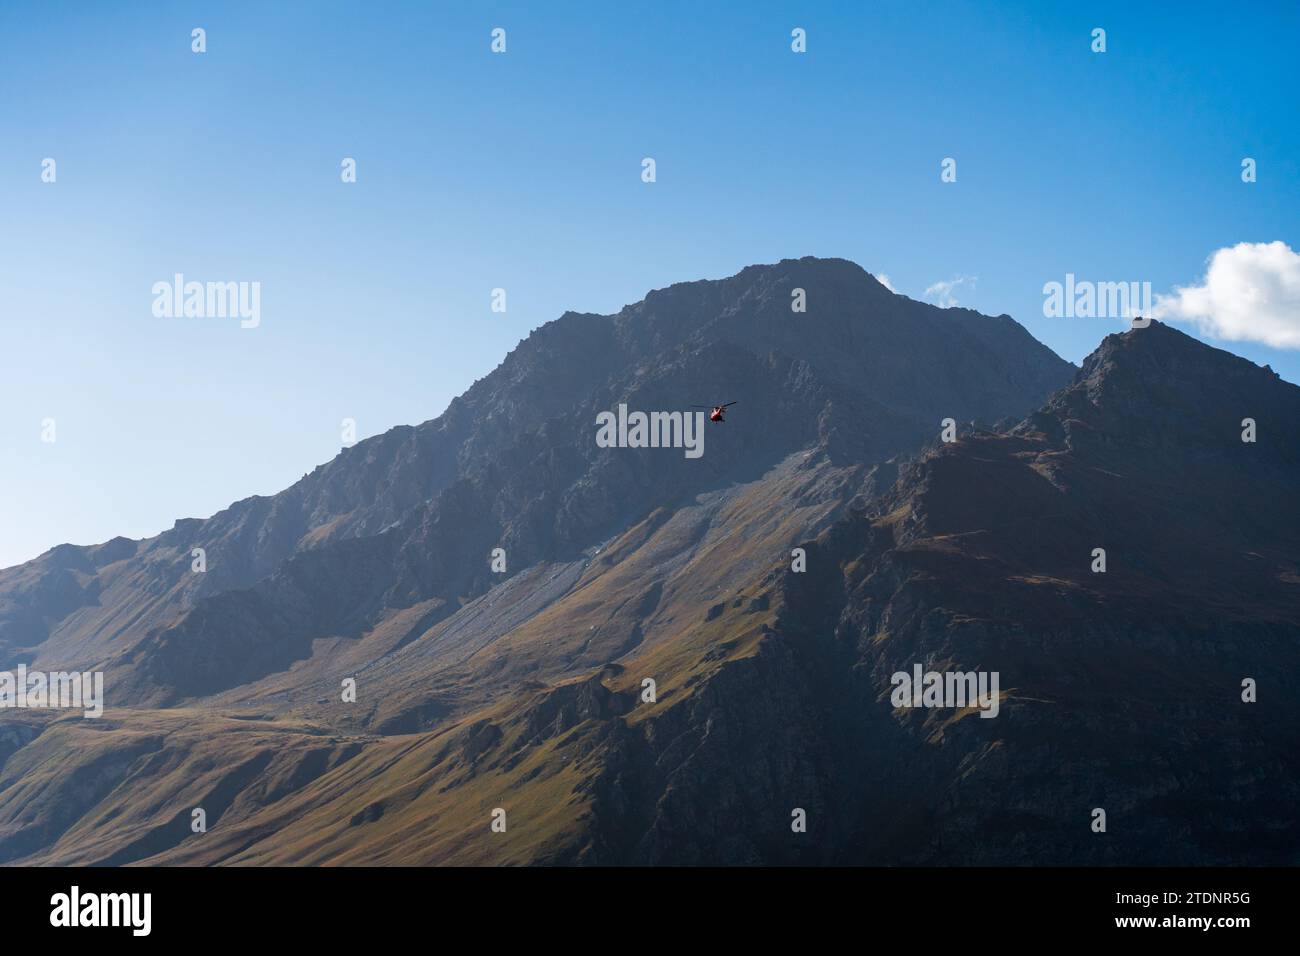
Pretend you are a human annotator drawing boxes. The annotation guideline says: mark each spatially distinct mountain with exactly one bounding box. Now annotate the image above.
[8,261,1293,866]
[0,257,1069,708]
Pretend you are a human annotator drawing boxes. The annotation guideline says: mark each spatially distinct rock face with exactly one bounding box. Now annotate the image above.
[6,264,1294,867]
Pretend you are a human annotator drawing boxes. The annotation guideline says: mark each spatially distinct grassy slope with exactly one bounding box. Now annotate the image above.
[3,454,851,865]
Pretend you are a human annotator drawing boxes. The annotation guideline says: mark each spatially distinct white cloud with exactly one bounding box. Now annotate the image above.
[924,275,977,308]
[1152,241,1300,349]
[875,273,896,292]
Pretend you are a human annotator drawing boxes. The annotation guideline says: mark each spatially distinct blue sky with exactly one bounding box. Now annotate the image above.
[1,0,1297,569]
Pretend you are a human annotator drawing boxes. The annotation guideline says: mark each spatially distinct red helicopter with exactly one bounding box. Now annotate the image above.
[692,401,737,423]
